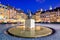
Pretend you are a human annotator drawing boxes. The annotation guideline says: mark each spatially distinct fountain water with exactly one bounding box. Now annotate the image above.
[25,11,35,30]
[7,10,53,38]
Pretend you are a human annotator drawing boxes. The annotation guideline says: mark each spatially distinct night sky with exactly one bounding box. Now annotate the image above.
[0,0,60,13]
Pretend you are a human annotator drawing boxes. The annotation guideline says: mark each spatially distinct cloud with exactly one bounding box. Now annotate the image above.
[36,0,45,3]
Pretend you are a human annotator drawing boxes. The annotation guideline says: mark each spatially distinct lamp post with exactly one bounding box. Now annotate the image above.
[49,6,52,10]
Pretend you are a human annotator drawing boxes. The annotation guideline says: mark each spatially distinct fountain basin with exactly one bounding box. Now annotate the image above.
[7,25,53,38]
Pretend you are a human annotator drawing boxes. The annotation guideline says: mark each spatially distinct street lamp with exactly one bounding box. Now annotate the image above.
[40,8,43,12]
[49,6,52,10]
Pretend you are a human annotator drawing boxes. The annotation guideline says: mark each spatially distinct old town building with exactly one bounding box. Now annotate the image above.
[34,7,60,22]
[0,4,28,20]
[32,11,42,22]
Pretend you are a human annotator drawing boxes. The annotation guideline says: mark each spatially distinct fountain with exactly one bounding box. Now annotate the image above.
[25,11,35,30]
[7,11,53,38]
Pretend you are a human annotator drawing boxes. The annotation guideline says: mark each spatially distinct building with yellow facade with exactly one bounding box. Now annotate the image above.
[0,4,28,23]
[0,4,60,23]
[33,7,60,23]
[32,11,42,22]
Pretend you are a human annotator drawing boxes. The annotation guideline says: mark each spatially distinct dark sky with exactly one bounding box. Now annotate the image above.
[0,0,60,13]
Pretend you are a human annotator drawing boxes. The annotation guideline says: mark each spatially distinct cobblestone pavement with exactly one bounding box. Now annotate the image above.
[0,24,60,40]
